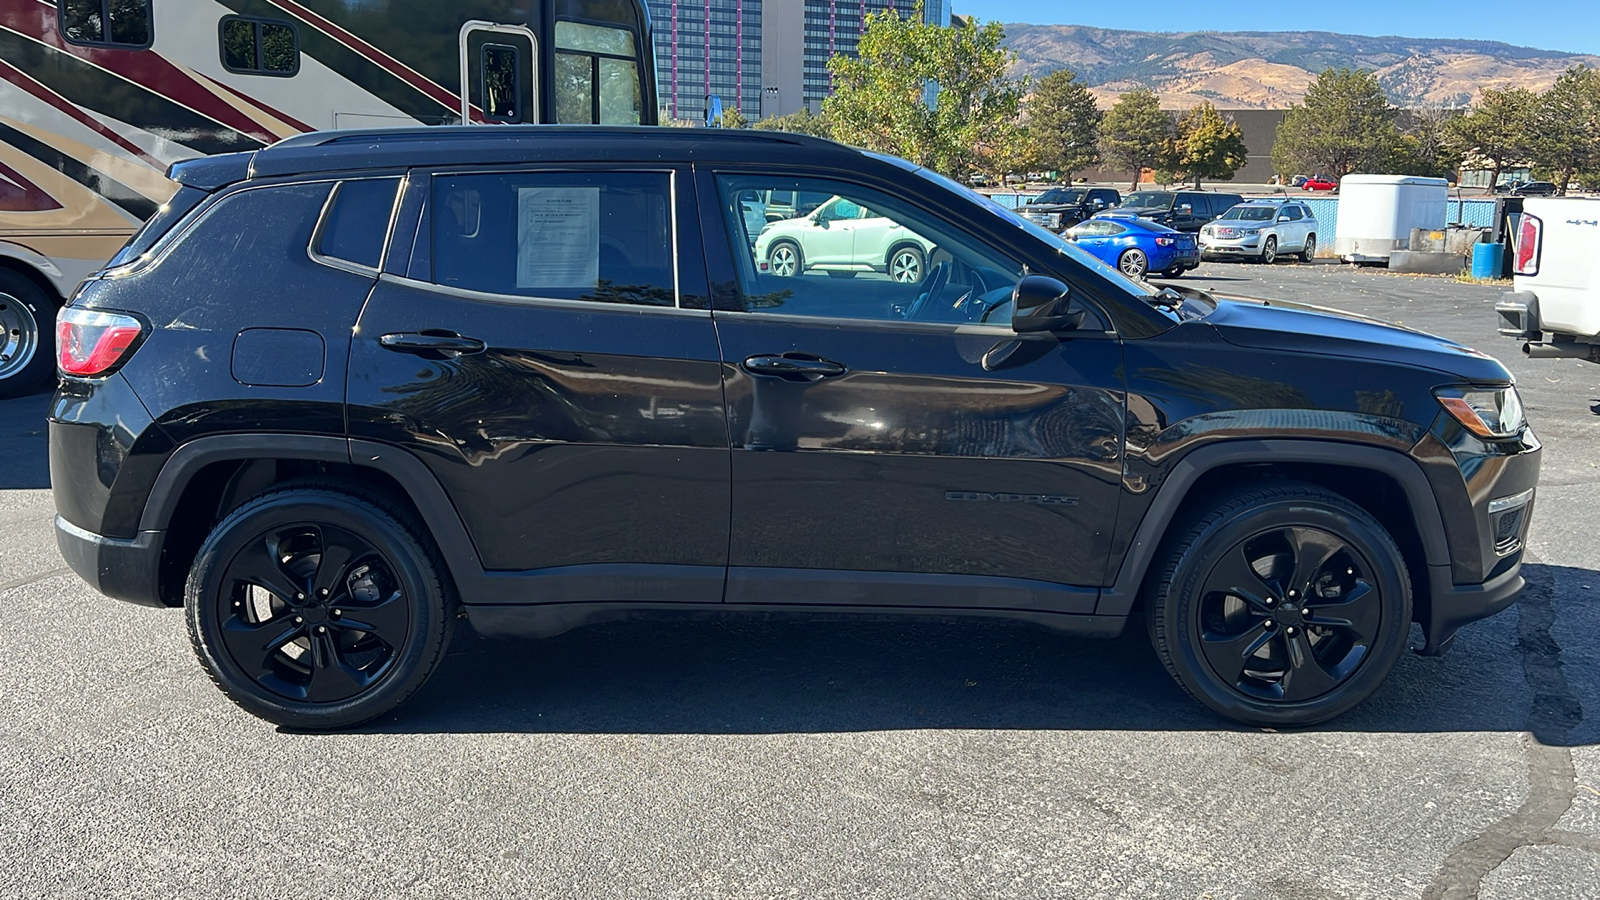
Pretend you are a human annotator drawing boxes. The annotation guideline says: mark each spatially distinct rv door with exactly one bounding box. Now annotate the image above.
[460,22,538,125]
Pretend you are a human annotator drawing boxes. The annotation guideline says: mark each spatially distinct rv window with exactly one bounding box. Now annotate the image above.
[60,0,151,48]
[553,21,641,125]
[316,179,402,271]
[219,16,300,77]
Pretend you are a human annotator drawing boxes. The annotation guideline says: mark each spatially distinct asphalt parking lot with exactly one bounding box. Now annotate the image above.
[3,261,1599,900]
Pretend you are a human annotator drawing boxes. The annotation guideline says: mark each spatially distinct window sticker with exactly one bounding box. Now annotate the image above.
[516,187,599,288]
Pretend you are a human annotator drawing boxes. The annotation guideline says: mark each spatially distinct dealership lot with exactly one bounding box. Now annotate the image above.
[3,261,1599,899]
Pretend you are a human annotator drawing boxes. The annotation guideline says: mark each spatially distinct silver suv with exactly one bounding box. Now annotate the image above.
[1199,200,1320,263]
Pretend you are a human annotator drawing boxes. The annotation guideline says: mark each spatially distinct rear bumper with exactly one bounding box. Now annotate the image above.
[55,515,167,608]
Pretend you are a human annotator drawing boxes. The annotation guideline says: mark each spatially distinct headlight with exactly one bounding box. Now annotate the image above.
[1047,213,1061,228]
[1436,385,1526,439]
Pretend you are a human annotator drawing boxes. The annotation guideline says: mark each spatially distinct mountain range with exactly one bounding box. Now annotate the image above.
[1001,25,1600,109]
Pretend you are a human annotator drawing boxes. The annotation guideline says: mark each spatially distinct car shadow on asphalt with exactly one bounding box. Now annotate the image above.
[0,391,52,490]
[374,563,1592,745]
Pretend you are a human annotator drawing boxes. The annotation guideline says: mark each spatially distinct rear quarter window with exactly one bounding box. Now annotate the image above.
[314,178,401,270]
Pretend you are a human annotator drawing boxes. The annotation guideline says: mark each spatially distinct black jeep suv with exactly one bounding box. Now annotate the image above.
[52,127,1540,730]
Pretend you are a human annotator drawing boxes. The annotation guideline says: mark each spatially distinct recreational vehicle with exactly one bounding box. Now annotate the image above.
[0,0,660,395]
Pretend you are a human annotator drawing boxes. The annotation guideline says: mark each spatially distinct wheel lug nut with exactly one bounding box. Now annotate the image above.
[1286,626,1298,637]
[318,588,329,598]
[1347,568,1354,575]
[294,616,303,624]
[332,609,342,618]
[1288,590,1297,598]
[315,625,327,634]
[296,593,305,601]
[1263,620,1275,629]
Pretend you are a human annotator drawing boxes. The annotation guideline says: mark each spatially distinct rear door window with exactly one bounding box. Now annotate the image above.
[430,171,675,306]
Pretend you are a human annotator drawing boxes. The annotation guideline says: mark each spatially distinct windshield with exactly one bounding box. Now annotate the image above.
[864,152,1165,304]
[1121,192,1174,209]
[1220,206,1277,221]
[1033,189,1086,204]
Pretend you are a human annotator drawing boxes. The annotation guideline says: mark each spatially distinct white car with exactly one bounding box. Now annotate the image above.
[754,196,937,282]
[1199,200,1320,263]
[1497,196,1600,363]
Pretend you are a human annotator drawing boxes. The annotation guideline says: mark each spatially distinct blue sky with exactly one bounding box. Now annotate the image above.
[953,1,1598,56]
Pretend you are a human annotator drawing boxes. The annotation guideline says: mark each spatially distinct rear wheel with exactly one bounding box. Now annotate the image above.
[1260,236,1278,264]
[0,270,58,399]
[1160,265,1185,278]
[186,484,455,729]
[1146,482,1411,727]
[888,245,925,284]
[1118,248,1149,279]
[1300,234,1317,262]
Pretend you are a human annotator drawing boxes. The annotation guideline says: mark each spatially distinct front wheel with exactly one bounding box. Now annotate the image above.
[768,241,802,277]
[1118,248,1149,279]
[0,270,58,399]
[1260,236,1278,264]
[186,484,455,729]
[1146,482,1411,727]
[1300,235,1317,262]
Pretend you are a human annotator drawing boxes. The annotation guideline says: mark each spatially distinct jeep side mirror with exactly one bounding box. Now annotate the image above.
[1011,275,1083,333]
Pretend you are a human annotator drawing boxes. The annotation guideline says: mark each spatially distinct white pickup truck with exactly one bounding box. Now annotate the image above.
[1497,197,1600,362]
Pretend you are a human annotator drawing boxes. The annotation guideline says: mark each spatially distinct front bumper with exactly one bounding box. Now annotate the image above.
[56,515,167,608]
[1417,561,1524,655]
[1199,235,1264,257]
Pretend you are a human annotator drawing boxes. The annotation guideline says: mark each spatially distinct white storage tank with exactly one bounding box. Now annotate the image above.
[1334,175,1449,263]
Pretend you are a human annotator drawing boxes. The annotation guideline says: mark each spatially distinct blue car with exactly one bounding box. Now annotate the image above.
[1065,211,1200,279]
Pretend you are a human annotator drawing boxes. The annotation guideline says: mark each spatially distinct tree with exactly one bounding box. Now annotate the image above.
[1389,103,1462,179]
[1447,87,1538,189]
[1099,89,1174,190]
[825,6,1026,181]
[1169,102,1248,187]
[752,108,833,139]
[1531,66,1600,193]
[718,107,748,129]
[1027,68,1101,179]
[1271,68,1400,179]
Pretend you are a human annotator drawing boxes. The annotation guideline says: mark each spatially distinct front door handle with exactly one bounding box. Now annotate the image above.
[742,354,847,379]
[379,332,487,357]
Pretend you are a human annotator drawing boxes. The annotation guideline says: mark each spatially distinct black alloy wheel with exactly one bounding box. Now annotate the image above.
[186,484,453,729]
[1147,483,1411,727]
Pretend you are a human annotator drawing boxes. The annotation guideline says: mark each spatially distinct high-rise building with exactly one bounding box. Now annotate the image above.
[798,0,945,112]
[646,0,764,123]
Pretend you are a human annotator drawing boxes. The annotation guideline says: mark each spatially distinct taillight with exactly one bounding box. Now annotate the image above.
[57,307,144,376]
[1514,214,1542,276]
[1155,236,1175,246]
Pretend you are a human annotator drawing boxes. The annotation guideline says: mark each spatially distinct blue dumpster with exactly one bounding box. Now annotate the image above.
[1472,242,1504,279]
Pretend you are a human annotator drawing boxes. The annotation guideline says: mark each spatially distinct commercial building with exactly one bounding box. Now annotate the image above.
[647,0,765,122]
[761,0,950,118]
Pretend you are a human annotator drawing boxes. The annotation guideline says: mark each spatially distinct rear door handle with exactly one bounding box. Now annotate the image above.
[379,332,487,356]
[742,354,847,379]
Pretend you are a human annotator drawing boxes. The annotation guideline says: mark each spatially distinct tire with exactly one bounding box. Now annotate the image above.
[768,241,802,277]
[1118,248,1149,279]
[1260,236,1278,264]
[888,245,926,284]
[186,483,455,730]
[1160,266,1185,279]
[1300,234,1317,262]
[0,269,58,399]
[1145,481,1412,727]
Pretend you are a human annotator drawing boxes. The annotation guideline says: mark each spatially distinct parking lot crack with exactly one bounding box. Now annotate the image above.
[0,566,70,595]
[1421,566,1583,899]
